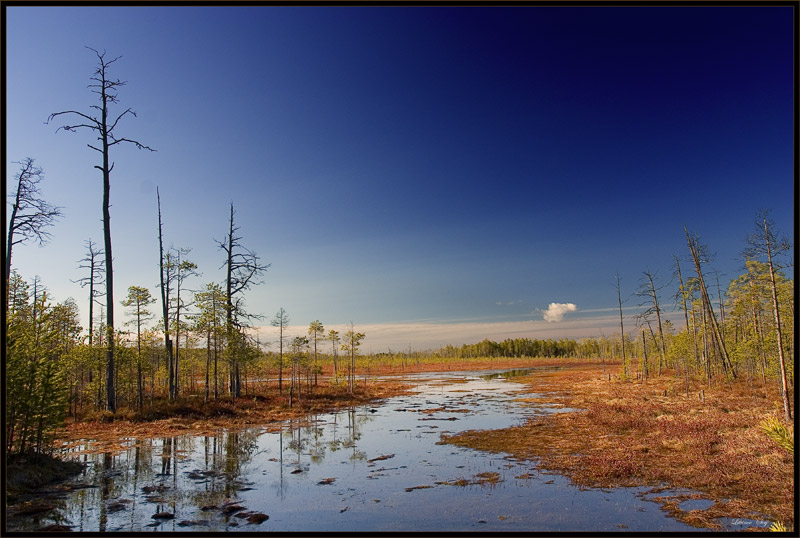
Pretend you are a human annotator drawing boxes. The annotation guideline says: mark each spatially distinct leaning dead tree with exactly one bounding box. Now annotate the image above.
[684,226,736,380]
[6,157,63,288]
[48,47,154,412]
[636,270,667,376]
[216,203,270,399]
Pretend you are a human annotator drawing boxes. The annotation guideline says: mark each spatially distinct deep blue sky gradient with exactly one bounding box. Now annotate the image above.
[5,5,795,349]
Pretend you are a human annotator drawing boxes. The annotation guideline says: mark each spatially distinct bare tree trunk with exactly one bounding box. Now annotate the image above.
[641,329,648,382]
[213,328,219,400]
[748,268,769,395]
[644,272,666,375]
[279,323,284,393]
[5,192,19,287]
[100,91,116,413]
[685,226,736,379]
[224,204,241,399]
[205,328,211,403]
[673,255,693,392]
[616,272,627,379]
[701,304,711,383]
[157,188,175,401]
[762,218,792,421]
[136,309,143,409]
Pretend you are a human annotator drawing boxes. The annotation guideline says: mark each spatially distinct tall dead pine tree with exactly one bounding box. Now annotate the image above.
[216,203,269,399]
[49,48,154,412]
[156,188,176,400]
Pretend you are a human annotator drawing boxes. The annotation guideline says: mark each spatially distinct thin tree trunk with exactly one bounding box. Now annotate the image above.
[157,188,175,401]
[5,193,19,287]
[99,75,117,413]
[205,328,211,403]
[763,218,792,421]
[136,308,143,410]
[748,269,769,395]
[174,281,181,400]
[616,272,627,379]
[673,256,693,391]
[685,226,736,379]
[644,272,667,376]
[641,329,648,382]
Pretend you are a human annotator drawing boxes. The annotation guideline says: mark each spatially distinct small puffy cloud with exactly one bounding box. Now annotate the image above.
[543,302,578,322]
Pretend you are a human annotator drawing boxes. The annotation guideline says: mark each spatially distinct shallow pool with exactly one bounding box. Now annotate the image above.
[13,368,716,532]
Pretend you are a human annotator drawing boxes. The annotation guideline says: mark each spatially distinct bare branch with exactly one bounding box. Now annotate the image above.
[6,158,63,278]
[108,136,156,151]
[56,123,100,134]
[108,107,136,133]
[47,109,99,127]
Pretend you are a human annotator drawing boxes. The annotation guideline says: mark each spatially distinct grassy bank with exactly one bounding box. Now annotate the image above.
[441,363,794,530]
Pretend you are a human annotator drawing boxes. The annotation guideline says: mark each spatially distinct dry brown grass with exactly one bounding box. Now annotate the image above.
[442,363,794,529]
[55,379,413,450]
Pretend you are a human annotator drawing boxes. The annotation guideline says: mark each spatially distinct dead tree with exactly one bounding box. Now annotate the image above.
[636,270,667,376]
[73,239,105,347]
[48,48,154,412]
[216,203,270,399]
[672,254,695,389]
[156,188,176,400]
[745,210,792,421]
[6,158,63,287]
[72,238,105,404]
[684,226,736,380]
[615,272,628,379]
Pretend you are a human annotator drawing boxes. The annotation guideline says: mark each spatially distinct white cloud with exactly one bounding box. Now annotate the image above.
[543,302,578,323]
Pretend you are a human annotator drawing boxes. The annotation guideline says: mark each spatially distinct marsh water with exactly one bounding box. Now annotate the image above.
[13,368,751,532]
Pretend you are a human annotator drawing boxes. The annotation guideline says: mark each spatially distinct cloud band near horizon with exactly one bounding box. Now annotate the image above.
[250,311,685,353]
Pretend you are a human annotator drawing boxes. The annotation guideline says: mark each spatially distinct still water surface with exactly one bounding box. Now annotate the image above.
[21,368,720,532]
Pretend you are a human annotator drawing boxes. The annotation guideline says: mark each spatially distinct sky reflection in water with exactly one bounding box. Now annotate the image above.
[26,369,714,532]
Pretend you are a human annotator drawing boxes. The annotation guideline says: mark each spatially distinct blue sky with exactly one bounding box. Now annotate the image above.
[5,5,795,351]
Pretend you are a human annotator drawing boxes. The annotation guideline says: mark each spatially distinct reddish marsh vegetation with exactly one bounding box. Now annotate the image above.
[55,379,413,448]
[443,362,794,529]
